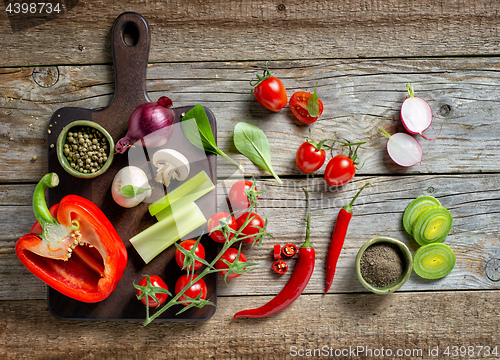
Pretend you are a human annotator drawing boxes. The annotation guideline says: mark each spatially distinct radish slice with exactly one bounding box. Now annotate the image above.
[380,128,422,167]
[413,243,456,279]
[401,83,435,140]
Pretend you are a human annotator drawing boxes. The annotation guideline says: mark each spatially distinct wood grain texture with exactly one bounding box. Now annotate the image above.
[1,58,500,182]
[2,175,498,301]
[0,292,498,360]
[1,0,500,66]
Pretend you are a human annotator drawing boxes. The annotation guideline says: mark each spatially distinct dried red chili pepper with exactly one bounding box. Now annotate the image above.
[15,173,128,303]
[324,183,370,294]
[281,243,297,258]
[273,244,281,259]
[272,260,288,274]
[234,187,314,320]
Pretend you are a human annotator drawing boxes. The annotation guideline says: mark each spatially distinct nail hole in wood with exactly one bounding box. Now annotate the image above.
[122,22,140,47]
[439,104,451,116]
[277,4,286,11]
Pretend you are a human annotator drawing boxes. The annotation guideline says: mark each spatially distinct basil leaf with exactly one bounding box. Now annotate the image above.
[233,122,282,184]
[120,185,151,198]
[181,105,243,171]
[306,83,320,117]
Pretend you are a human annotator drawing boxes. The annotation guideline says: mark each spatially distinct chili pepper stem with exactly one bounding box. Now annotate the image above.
[343,183,371,213]
[302,187,312,249]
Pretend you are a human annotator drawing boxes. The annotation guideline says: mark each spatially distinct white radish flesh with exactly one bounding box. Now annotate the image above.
[401,96,433,135]
[380,128,423,167]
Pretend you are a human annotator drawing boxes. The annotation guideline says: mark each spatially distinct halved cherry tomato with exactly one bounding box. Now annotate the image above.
[236,212,265,244]
[175,239,205,271]
[136,275,169,307]
[289,91,324,124]
[324,154,356,186]
[251,63,287,112]
[207,212,237,243]
[215,247,247,279]
[228,180,256,210]
[296,141,326,174]
[175,274,208,306]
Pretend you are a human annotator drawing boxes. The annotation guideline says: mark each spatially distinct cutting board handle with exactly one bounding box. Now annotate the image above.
[108,12,151,113]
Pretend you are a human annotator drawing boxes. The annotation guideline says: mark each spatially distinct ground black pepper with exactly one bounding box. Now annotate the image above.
[360,243,406,288]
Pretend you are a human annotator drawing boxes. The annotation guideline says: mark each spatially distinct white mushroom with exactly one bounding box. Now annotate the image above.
[112,166,152,208]
[152,149,190,187]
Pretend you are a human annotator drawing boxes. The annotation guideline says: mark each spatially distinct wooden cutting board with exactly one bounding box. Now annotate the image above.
[46,12,217,321]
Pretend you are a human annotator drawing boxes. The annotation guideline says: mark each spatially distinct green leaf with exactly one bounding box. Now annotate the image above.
[181,105,243,171]
[306,83,320,117]
[233,122,282,184]
[120,185,151,198]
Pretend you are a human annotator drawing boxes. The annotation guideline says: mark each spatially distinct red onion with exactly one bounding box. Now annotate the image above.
[115,96,175,154]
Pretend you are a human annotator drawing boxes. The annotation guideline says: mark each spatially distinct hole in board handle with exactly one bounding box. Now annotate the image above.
[122,21,140,47]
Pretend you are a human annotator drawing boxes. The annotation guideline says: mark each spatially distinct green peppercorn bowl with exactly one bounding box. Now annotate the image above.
[355,236,413,295]
[56,120,115,179]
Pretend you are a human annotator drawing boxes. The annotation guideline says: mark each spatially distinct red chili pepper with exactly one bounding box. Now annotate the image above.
[234,187,314,320]
[324,183,370,294]
[281,243,298,258]
[273,244,281,259]
[272,260,288,274]
[15,173,128,303]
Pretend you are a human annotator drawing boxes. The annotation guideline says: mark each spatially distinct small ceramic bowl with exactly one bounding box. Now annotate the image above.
[355,236,413,295]
[56,120,115,179]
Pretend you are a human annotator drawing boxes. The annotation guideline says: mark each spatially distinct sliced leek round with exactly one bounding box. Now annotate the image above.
[412,205,453,246]
[413,243,456,279]
[403,196,441,235]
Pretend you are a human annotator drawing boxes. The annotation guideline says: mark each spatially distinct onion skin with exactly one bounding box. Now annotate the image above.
[115,96,175,154]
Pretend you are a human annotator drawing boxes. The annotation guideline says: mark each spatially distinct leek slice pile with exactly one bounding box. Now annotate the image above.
[403,195,456,279]
[413,243,456,279]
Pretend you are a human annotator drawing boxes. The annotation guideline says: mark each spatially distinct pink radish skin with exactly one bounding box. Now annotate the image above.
[380,128,423,167]
[400,83,436,140]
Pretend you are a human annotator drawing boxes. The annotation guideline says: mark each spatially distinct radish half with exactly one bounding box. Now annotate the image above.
[380,128,422,167]
[400,83,434,139]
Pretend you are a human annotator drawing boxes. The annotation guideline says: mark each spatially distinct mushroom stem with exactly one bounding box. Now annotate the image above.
[155,163,175,187]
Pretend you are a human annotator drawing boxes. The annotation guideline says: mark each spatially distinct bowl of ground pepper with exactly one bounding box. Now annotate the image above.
[355,236,413,295]
[56,120,115,179]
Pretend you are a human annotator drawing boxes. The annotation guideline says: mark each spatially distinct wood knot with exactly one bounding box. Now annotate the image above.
[485,258,500,281]
[277,4,286,11]
[32,66,59,88]
[439,104,451,116]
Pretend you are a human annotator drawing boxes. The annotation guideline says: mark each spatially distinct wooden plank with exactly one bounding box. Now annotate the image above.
[1,58,500,182]
[1,0,500,66]
[0,292,498,359]
[2,175,498,301]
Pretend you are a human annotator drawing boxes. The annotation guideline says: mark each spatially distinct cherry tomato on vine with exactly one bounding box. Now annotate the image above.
[215,247,248,279]
[228,180,256,210]
[251,62,287,112]
[207,212,237,243]
[175,239,206,271]
[296,141,326,173]
[289,86,323,124]
[175,274,208,306]
[136,275,169,307]
[236,212,265,244]
[324,154,356,186]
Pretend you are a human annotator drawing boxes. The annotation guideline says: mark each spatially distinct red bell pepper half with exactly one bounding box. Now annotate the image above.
[15,173,127,303]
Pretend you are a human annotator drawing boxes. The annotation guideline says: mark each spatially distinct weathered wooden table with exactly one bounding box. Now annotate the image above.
[1,1,499,359]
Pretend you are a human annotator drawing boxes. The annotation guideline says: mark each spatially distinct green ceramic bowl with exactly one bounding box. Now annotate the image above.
[56,120,115,179]
[355,236,413,295]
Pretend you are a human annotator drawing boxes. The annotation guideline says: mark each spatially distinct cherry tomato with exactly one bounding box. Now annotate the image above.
[215,247,247,279]
[228,180,257,210]
[207,212,237,243]
[254,76,287,112]
[324,154,356,186]
[296,141,326,173]
[175,274,208,306]
[136,275,169,307]
[236,212,265,244]
[175,239,205,271]
[289,91,324,124]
